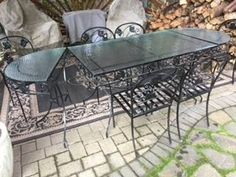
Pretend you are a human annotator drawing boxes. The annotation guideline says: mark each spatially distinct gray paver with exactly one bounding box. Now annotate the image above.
[69,142,87,160]
[56,151,71,166]
[94,163,111,177]
[119,166,137,177]
[158,160,183,177]
[202,149,235,170]
[21,142,36,154]
[130,160,147,176]
[22,162,38,177]
[78,169,96,177]
[22,149,45,165]
[191,164,221,177]
[36,136,51,149]
[82,152,106,169]
[144,151,161,166]
[108,152,125,170]
[39,157,57,177]
[58,160,83,177]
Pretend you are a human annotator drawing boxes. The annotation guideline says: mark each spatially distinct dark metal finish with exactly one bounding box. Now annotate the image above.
[81,26,115,44]
[114,22,145,38]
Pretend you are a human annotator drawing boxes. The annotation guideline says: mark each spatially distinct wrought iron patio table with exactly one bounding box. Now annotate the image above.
[68,28,230,154]
[68,28,230,80]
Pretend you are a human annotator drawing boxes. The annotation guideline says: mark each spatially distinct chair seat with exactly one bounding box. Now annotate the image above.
[113,80,174,118]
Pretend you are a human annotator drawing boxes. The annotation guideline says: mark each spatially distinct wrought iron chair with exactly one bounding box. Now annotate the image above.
[80,26,115,44]
[67,27,115,103]
[170,51,230,138]
[218,19,236,84]
[0,36,35,105]
[106,65,186,156]
[114,22,145,38]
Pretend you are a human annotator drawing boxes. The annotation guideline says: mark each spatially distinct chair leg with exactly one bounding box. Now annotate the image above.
[167,106,172,144]
[176,101,181,139]
[131,118,138,157]
[232,59,236,84]
[206,92,211,127]
[56,84,68,148]
[111,96,115,128]
[106,96,114,137]
[15,90,28,123]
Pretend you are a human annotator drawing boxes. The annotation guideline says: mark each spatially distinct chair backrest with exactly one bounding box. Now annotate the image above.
[114,22,145,38]
[81,27,115,44]
[0,36,34,63]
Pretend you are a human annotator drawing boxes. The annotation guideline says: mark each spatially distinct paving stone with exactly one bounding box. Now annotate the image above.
[136,125,152,136]
[130,160,147,176]
[82,152,106,169]
[115,114,130,128]
[85,142,101,155]
[226,171,236,177]
[144,151,161,166]
[13,162,21,177]
[213,134,236,153]
[22,142,36,154]
[13,145,21,162]
[138,156,154,170]
[108,152,125,169]
[137,134,158,147]
[225,107,236,121]
[202,149,235,170]
[158,160,183,177]
[56,151,71,166]
[123,152,136,163]
[213,99,230,108]
[94,163,111,177]
[39,157,57,177]
[78,169,96,177]
[138,147,149,155]
[102,127,123,138]
[108,171,122,177]
[80,131,103,145]
[36,136,51,149]
[209,110,232,125]
[190,131,212,146]
[45,143,67,157]
[176,146,199,166]
[220,97,235,106]
[89,121,105,132]
[147,122,165,136]
[58,160,83,177]
[119,166,137,177]
[66,129,81,144]
[224,121,236,137]
[22,149,45,165]
[117,141,140,155]
[28,174,39,177]
[133,117,149,127]
[112,133,128,145]
[121,126,139,140]
[22,162,38,177]
[77,124,92,136]
[99,138,117,155]
[50,132,64,145]
[69,142,87,160]
[191,164,221,177]
[151,144,170,159]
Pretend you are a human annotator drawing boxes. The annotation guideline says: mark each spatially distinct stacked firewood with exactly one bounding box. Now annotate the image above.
[148,0,236,55]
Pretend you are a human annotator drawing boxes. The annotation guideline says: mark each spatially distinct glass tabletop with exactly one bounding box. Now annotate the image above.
[4,48,66,82]
[69,28,230,76]
[170,28,230,45]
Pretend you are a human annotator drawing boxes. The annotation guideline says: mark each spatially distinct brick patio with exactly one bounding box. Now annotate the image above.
[12,84,236,177]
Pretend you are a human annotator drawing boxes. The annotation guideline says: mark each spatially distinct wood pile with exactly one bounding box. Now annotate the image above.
[148,0,236,56]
